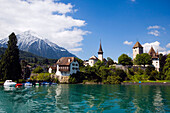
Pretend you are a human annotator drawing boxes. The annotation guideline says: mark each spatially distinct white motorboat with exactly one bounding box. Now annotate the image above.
[3,80,16,87]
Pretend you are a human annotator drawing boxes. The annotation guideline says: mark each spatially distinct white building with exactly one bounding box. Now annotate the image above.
[148,47,160,71]
[133,41,143,60]
[84,56,98,67]
[56,57,79,77]
[84,41,104,67]
[48,65,57,73]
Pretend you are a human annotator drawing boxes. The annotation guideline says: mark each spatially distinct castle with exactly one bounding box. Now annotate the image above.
[133,41,160,71]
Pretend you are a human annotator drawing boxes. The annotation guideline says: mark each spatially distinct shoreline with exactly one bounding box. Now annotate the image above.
[1,82,170,86]
[121,82,170,85]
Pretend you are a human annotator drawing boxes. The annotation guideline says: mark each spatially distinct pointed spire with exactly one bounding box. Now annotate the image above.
[133,41,143,49]
[156,49,159,55]
[98,40,103,54]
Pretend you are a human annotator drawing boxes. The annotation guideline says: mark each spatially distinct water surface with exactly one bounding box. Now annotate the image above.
[0,84,170,113]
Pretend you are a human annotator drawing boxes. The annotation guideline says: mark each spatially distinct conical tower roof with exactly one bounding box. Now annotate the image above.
[148,46,156,56]
[98,41,103,54]
[133,41,143,49]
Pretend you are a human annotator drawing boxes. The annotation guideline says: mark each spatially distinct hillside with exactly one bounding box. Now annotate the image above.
[0,47,57,63]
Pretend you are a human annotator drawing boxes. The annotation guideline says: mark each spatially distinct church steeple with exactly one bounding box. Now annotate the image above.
[98,40,103,54]
[98,40,103,61]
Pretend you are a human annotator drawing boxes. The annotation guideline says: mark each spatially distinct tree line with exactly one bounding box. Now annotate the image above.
[69,53,170,84]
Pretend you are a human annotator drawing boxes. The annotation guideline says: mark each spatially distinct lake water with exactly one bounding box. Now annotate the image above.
[0,84,170,113]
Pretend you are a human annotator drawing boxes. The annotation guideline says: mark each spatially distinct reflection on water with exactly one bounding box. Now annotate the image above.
[0,85,170,113]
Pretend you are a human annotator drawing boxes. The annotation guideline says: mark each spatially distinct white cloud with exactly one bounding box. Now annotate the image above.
[166,43,170,48]
[147,25,165,37]
[0,0,89,52]
[131,0,136,2]
[142,41,169,55]
[147,25,160,30]
[123,41,133,45]
[148,30,160,37]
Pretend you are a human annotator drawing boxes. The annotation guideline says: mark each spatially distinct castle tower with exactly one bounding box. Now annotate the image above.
[98,41,103,61]
[133,41,143,60]
[148,47,160,71]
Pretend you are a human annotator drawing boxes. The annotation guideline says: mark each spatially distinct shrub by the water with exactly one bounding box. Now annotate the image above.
[33,66,44,73]
[30,73,59,83]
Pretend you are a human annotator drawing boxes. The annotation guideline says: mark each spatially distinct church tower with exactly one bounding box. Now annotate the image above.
[133,41,143,60]
[98,41,103,61]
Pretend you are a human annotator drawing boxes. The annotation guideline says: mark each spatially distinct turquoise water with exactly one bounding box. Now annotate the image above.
[0,84,170,113]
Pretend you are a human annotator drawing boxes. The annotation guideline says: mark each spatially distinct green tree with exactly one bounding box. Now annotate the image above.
[33,57,38,63]
[107,75,121,84]
[75,58,84,67]
[21,60,31,79]
[94,60,105,70]
[33,66,44,73]
[159,54,167,72]
[163,54,170,80]
[42,58,49,64]
[135,53,152,67]
[118,54,133,66]
[106,57,115,67]
[149,70,158,80]
[145,66,155,76]
[0,32,21,80]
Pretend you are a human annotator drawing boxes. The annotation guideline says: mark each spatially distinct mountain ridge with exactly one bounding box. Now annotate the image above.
[0,31,76,59]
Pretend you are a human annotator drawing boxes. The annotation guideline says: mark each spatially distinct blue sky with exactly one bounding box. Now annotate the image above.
[0,0,170,61]
[64,0,170,61]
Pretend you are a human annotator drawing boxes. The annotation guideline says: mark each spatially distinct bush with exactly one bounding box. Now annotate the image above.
[137,68,144,75]
[149,70,158,80]
[33,66,44,73]
[129,74,149,82]
[145,66,155,76]
[106,76,121,84]
[30,73,56,82]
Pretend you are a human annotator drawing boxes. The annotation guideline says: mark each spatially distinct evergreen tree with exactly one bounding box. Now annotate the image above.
[0,32,21,80]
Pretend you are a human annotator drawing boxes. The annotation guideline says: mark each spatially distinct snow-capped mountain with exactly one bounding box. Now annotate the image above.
[0,31,76,59]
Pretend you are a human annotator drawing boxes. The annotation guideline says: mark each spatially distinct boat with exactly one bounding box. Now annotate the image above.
[25,82,32,86]
[49,82,57,85]
[35,82,39,86]
[3,80,16,87]
[42,82,49,85]
[15,83,23,88]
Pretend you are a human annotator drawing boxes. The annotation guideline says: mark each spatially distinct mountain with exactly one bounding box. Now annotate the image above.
[0,47,45,61]
[0,47,57,65]
[0,31,76,59]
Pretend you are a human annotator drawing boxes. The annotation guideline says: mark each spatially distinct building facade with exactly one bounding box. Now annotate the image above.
[133,41,160,71]
[133,41,143,60]
[55,57,79,77]
[148,47,160,71]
